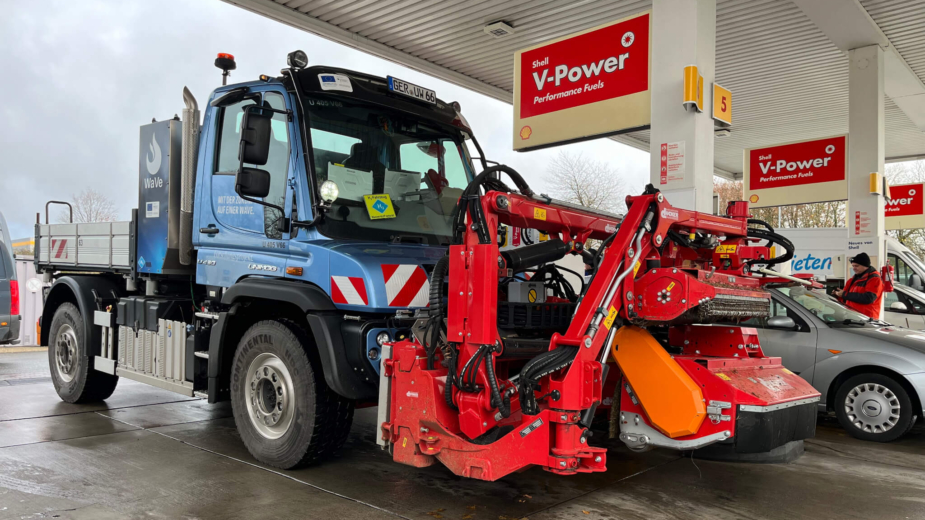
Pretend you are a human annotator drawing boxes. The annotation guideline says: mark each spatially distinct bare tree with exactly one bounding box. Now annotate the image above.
[58,188,118,223]
[713,177,845,228]
[543,151,628,214]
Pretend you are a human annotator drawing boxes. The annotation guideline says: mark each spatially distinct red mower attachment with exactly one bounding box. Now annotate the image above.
[378,173,821,481]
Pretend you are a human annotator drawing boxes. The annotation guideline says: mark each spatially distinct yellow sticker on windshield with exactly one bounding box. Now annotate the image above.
[364,194,396,220]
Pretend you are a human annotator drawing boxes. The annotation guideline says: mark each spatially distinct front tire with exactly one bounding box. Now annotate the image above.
[48,302,119,403]
[230,319,354,469]
[835,373,915,442]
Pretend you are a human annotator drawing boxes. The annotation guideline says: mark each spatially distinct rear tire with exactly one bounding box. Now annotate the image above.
[835,373,914,442]
[48,302,119,403]
[230,319,354,469]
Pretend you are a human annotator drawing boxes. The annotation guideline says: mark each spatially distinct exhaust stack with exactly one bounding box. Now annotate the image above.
[179,86,200,266]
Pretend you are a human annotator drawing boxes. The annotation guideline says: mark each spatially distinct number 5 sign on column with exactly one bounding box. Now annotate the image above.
[712,83,732,126]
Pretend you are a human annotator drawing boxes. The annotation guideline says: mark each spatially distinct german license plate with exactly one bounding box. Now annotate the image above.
[387,76,436,104]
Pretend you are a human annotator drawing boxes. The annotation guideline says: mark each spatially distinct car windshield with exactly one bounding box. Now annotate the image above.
[303,94,473,246]
[903,251,925,275]
[899,284,925,302]
[774,285,886,327]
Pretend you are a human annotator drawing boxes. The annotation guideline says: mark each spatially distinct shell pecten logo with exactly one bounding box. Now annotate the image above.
[749,194,759,203]
[520,126,532,140]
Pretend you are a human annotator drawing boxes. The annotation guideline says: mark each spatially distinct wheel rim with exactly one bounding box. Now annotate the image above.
[54,324,79,383]
[844,382,901,434]
[245,353,296,440]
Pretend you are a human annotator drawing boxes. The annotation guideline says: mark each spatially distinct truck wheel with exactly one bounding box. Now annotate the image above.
[835,373,914,442]
[230,319,354,469]
[48,303,119,403]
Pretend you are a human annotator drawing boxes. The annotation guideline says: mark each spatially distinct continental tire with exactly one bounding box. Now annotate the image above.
[230,319,354,469]
[835,373,914,443]
[48,302,119,403]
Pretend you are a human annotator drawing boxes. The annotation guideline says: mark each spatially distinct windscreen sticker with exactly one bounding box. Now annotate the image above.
[364,194,397,220]
[318,73,353,92]
[417,216,432,231]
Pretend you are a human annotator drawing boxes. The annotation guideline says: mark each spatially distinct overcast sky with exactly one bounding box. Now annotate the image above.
[0,0,649,239]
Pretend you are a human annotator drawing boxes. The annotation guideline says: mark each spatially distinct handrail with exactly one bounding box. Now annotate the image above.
[45,201,73,224]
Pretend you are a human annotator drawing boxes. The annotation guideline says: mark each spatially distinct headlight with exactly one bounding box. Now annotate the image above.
[376,332,391,346]
[320,180,339,202]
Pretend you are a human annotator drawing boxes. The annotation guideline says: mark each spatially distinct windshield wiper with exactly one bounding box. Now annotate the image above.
[841,319,868,326]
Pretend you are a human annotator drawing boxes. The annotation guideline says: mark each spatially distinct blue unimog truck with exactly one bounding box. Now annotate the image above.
[35,51,492,468]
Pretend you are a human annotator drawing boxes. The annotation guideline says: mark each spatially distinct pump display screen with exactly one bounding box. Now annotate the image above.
[303,95,473,245]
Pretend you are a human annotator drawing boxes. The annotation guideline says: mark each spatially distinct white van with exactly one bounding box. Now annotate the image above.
[780,228,925,290]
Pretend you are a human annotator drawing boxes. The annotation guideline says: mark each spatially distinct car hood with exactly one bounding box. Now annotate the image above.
[839,326,925,354]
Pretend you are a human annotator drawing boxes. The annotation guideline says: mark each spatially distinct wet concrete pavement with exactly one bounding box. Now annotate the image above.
[2,350,925,519]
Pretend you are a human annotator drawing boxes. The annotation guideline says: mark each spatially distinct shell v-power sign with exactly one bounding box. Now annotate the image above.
[513,11,651,151]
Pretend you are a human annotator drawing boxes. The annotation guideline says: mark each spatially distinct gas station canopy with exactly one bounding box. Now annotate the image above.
[226,0,925,180]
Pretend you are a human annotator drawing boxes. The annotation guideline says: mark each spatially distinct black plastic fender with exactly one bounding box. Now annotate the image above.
[210,277,376,401]
[40,275,123,367]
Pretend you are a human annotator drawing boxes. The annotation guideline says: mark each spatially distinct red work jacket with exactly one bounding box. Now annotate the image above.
[840,268,884,319]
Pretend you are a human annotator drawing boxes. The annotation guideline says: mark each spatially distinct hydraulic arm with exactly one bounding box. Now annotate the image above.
[380,174,820,481]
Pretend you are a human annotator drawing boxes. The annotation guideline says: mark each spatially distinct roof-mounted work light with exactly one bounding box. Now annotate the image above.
[287,50,309,69]
[215,53,236,86]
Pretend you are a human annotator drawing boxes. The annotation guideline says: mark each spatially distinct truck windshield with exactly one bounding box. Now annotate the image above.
[304,95,473,245]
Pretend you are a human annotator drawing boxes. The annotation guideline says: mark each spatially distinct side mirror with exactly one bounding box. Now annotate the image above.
[912,273,924,291]
[239,107,272,166]
[236,168,271,198]
[767,316,797,331]
[890,301,909,312]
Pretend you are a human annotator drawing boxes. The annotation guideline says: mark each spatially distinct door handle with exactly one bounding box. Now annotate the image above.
[200,226,220,235]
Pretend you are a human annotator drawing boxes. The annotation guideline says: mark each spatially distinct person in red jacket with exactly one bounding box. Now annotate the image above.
[834,252,884,319]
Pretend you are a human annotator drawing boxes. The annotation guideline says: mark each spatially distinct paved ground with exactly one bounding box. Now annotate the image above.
[2,350,925,520]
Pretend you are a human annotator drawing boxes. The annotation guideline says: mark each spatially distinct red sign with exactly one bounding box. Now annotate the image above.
[748,136,846,190]
[885,183,923,217]
[659,143,667,185]
[518,14,649,119]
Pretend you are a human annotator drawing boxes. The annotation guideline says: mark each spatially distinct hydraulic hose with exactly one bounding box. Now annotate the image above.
[452,164,535,244]
[745,219,795,267]
[484,346,511,419]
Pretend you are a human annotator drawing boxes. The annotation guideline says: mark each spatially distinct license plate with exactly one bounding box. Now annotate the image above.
[387,76,436,104]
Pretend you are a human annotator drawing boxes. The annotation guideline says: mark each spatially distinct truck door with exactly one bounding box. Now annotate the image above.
[197,88,294,285]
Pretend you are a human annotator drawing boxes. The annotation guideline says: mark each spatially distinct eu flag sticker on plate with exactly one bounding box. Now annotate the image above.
[318,73,353,92]
[364,194,396,220]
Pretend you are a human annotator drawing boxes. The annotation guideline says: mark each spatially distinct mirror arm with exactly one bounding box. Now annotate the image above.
[291,202,332,229]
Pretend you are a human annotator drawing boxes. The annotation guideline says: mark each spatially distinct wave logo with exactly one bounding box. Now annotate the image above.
[145,133,161,175]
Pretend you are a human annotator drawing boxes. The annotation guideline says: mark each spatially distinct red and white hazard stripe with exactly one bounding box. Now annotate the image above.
[382,264,430,307]
[330,276,368,306]
[51,239,68,259]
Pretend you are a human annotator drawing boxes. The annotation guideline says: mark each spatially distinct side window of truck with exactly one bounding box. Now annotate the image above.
[212,93,290,238]
[889,254,915,286]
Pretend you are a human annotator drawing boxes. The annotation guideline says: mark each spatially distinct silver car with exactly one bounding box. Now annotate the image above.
[744,284,925,442]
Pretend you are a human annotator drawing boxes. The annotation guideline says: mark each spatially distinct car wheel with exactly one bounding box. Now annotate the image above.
[48,302,119,403]
[230,319,354,469]
[835,373,914,442]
